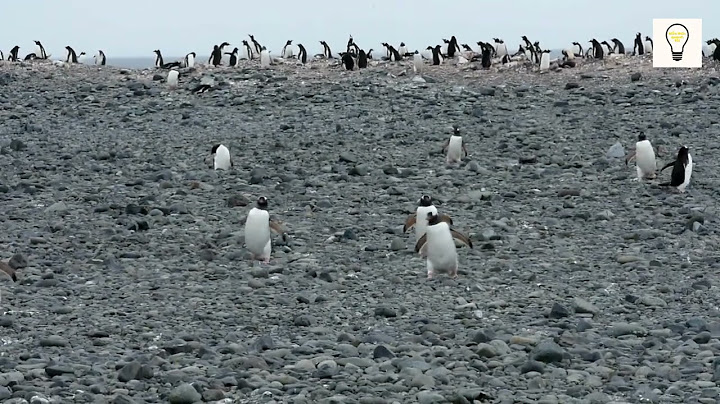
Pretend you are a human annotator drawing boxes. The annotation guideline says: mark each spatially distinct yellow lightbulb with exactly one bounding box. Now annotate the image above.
[665,23,689,61]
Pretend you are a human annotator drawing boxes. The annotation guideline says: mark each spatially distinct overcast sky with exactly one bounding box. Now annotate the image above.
[3,0,718,59]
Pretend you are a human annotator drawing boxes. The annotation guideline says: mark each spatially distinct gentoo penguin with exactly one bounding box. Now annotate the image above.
[94,50,106,65]
[320,40,333,59]
[413,50,423,74]
[357,49,368,68]
[590,39,604,59]
[341,52,354,70]
[480,42,492,68]
[260,46,271,68]
[571,42,583,57]
[24,53,37,61]
[559,51,577,68]
[443,125,468,164]
[494,38,508,59]
[440,38,450,57]
[183,52,196,68]
[242,40,254,60]
[386,44,401,61]
[0,261,17,282]
[34,40,48,59]
[660,146,693,193]
[346,34,355,53]
[600,41,614,55]
[210,45,223,66]
[644,36,654,54]
[249,34,262,55]
[633,33,645,55]
[447,36,461,58]
[367,49,374,59]
[403,195,452,245]
[65,46,80,63]
[226,47,239,67]
[281,40,294,59]
[625,133,657,180]
[297,43,308,64]
[612,38,626,55]
[398,42,408,57]
[211,144,232,170]
[415,212,473,280]
[166,69,179,89]
[539,49,551,71]
[154,49,164,68]
[706,39,718,58]
[428,45,443,65]
[244,196,285,263]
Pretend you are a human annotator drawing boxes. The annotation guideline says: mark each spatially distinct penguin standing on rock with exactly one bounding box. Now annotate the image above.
[443,125,468,164]
[65,46,81,63]
[357,49,368,68]
[297,43,308,64]
[625,133,658,180]
[282,40,294,59]
[244,196,287,264]
[415,212,473,280]
[211,144,232,170]
[260,46,271,68]
[403,195,453,249]
[34,40,48,59]
[341,52,355,70]
[413,50,423,74]
[94,50,107,65]
[633,33,645,55]
[226,47,239,67]
[183,52,196,68]
[659,146,693,193]
[242,40,254,60]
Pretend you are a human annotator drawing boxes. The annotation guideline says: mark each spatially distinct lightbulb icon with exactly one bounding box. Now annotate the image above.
[665,23,689,61]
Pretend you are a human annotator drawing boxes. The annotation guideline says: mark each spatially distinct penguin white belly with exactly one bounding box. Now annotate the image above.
[447,135,463,163]
[424,224,459,275]
[497,44,508,58]
[539,53,550,71]
[708,43,717,57]
[644,41,653,54]
[187,54,195,68]
[35,45,43,58]
[678,155,693,193]
[399,46,407,55]
[571,44,580,55]
[415,205,438,242]
[167,70,179,88]
[214,145,231,170]
[441,44,449,55]
[245,208,272,259]
[284,47,294,59]
[260,50,270,67]
[635,140,656,179]
[413,54,423,73]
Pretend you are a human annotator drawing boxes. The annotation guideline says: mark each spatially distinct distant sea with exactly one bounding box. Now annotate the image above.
[70,49,567,70]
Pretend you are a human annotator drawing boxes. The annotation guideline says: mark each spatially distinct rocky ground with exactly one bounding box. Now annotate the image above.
[1,55,720,404]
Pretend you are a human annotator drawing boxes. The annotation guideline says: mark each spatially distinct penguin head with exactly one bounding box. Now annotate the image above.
[400,42,406,47]
[153,49,160,55]
[442,38,449,43]
[452,125,460,135]
[210,144,222,154]
[419,195,433,207]
[256,196,269,210]
[34,40,41,46]
[220,42,230,48]
[286,40,293,45]
[426,46,433,50]
[414,50,419,54]
[320,40,327,46]
[426,212,441,226]
[572,41,580,46]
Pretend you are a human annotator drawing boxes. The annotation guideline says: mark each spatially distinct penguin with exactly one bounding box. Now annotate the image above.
[386,44,401,62]
[367,49,374,59]
[447,36,460,58]
[539,49,551,71]
[34,40,48,59]
[24,53,37,61]
[611,38,626,55]
[590,39,604,59]
[357,49,368,69]
[0,261,17,282]
[282,40,294,59]
[0,50,4,61]
[633,33,645,56]
[706,39,717,58]
[659,146,693,193]
[211,144,232,170]
[521,35,534,50]
[320,40,333,59]
[398,42,408,57]
[559,51,577,68]
[480,42,492,68]
[625,133,657,180]
[346,34,355,53]
[428,45,443,65]
[440,38,450,57]
[154,49,164,68]
[297,43,308,64]
[226,47,239,67]
[94,50,106,65]
[180,52,194,68]
[403,195,453,246]
[601,41,615,55]
[244,196,286,263]
[341,52,354,70]
[260,46,271,68]
[210,45,222,66]
[571,41,583,57]
[413,50,423,74]
[242,40,254,60]
[644,36,653,54]
[494,38,508,59]
[415,212,473,280]
[166,69,179,89]
[65,46,80,63]
[443,125,468,164]
[249,34,262,55]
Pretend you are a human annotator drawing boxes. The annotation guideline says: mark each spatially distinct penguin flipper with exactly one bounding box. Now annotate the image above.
[438,214,453,226]
[403,214,417,233]
[660,160,676,172]
[442,139,450,154]
[625,151,637,166]
[269,219,285,234]
[414,233,428,254]
[1,261,17,282]
[450,229,473,249]
[462,142,469,159]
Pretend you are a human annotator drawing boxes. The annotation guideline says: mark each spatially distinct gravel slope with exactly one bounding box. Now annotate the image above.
[1,57,720,404]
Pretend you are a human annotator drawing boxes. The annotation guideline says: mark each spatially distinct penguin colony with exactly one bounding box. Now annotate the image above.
[0,33,706,281]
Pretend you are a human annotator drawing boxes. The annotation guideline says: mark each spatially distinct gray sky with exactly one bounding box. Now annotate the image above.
[3,0,718,59]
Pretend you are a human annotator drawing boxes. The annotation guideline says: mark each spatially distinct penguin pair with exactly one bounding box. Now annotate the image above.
[403,195,472,279]
[625,134,693,193]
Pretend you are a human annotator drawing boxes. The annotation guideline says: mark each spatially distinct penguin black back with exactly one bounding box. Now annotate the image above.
[634,33,644,55]
[297,43,307,64]
[357,49,368,68]
[341,52,355,70]
[611,38,625,54]
[419,195,433,207]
